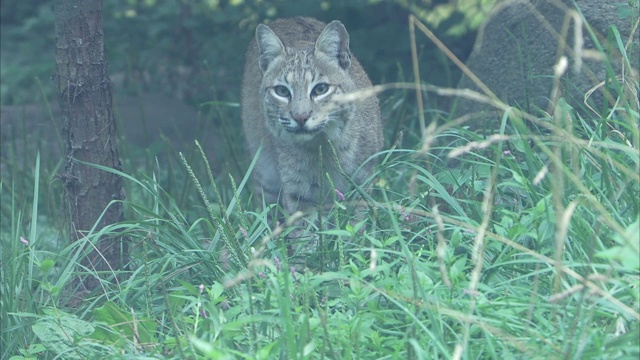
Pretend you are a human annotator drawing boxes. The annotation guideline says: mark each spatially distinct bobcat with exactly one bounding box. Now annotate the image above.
[241,17,383,231]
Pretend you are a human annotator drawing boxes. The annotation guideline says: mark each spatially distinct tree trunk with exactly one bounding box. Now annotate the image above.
[54,0,127,290]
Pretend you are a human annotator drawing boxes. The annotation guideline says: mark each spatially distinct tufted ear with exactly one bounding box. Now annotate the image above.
[314,20,351,70]
[256,24,286,72]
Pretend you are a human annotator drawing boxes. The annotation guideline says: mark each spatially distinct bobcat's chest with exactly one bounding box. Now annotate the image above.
[277,143,349,204]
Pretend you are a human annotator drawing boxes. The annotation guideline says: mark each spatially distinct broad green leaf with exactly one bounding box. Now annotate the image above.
[597,218,640,269]
[92,301,157,344]
[32,312,94,359]
[40,258,55,273]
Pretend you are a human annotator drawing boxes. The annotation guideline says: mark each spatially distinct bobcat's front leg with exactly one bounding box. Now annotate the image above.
[283,189,321,267]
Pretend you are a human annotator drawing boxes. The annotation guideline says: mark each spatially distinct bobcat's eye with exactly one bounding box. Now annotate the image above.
[273,85,291,98]
[311,83,330,97]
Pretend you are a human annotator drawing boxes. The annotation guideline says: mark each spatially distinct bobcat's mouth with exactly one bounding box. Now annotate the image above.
[287,126,322,135]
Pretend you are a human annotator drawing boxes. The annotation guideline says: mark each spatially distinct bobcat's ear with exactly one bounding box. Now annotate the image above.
[315,20,351,70]
[256,24,285,72]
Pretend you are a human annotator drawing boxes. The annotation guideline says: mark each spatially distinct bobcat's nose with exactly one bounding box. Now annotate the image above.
[291,112,311,126]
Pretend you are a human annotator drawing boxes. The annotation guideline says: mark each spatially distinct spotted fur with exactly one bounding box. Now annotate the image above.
[241,17,383,217]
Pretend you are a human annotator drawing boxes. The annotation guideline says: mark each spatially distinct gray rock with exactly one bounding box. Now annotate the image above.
[453,0,639,127]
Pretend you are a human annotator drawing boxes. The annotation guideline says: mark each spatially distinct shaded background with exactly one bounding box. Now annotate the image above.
[1,0,496,182]
[1,0,495,106]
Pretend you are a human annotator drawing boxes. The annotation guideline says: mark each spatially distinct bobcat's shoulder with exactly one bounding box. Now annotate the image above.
[241,17,383,213]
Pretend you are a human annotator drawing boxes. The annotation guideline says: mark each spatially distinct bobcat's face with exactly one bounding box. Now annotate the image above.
[262,51,351,140]
[256,21,355,142]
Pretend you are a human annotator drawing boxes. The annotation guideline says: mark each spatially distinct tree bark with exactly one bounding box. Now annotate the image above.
[54,0,127,290]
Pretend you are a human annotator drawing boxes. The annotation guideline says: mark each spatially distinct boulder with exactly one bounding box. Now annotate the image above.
[453,0,639,126]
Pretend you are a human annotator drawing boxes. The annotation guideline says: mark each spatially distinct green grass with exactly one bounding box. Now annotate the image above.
[2,19,639,360]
